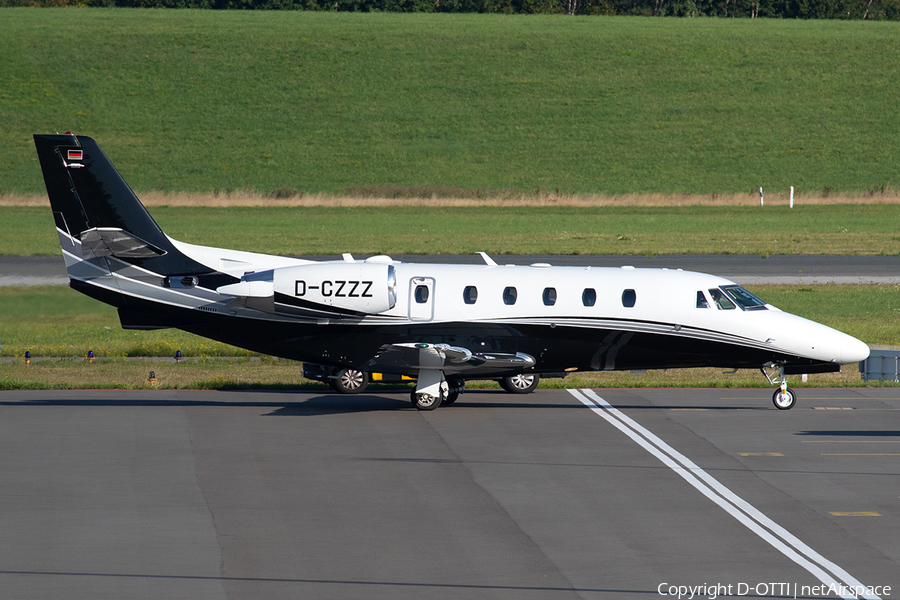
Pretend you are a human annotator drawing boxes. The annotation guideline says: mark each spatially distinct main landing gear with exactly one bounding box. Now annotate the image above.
[499,373,540,394]
[409,373,464,411]
[762,363,797,410]
[330,368,368,394]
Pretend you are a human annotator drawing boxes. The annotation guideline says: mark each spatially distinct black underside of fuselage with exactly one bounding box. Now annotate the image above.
[75,280,837,378]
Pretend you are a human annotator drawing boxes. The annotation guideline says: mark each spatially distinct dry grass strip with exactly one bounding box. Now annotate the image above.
[4,189,900,208]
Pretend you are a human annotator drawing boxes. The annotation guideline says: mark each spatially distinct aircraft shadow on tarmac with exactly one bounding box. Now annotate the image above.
[2,389,772,415]
[0,389,596,415]
[259,390,596,415]
[795,429,900,437]
[0,393,412,416]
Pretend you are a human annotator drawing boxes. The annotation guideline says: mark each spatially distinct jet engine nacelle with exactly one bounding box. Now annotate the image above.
[273,262,397,315]
[218,262,397,315]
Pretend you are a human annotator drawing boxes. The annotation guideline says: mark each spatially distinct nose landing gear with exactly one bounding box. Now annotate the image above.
[772,386,796,410]
[762,363,797,410]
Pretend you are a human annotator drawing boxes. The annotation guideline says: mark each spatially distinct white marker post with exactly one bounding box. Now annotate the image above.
[790,186,794,208]
[759,187,764,206]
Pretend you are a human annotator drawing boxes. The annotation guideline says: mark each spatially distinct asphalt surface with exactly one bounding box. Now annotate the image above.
[1,388,897,600]
[4,254,900,286]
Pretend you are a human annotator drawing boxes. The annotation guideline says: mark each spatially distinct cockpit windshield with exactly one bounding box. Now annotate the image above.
[721,285,768,311]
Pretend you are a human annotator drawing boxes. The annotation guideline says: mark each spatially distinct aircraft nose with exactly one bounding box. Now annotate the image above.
[776,313,869,365]
[840,334,870,364]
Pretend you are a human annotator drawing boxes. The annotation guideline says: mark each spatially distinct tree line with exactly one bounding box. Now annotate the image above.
[5,0,899,19]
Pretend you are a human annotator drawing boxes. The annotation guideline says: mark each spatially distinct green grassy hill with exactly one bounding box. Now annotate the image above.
[2,9,899,195]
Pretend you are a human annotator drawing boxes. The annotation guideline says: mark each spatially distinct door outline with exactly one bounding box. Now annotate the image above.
[409,277,435,321]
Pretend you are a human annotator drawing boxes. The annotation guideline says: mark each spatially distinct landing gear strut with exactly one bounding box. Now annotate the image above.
[762,363,797,410]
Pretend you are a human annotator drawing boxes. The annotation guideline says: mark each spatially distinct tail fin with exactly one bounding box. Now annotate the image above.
[33,133,208,276]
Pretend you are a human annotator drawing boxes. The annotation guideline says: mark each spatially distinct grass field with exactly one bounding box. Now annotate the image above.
[5,204,900,256]
[0,285,253,359]
[1,283,893,390]
[2,10,899,196]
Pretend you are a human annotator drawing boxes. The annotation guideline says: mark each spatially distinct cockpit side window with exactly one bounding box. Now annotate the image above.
[722,285,768,310]
[696,291,710,309]
[708,288,736,310]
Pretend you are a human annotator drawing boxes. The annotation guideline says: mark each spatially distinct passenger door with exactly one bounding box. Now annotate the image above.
[409,277,435,321]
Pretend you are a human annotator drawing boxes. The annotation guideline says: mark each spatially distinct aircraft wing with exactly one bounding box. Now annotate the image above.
[361,343,535,377]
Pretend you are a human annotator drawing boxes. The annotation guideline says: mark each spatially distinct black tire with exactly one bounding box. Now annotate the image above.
[500,373,540,394]
[772,388,796,410]
[443,377,464,405]
[330,368,368,394]
[410,389,442,411]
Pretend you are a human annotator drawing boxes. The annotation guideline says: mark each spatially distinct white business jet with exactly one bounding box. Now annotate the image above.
[34,134,870,410]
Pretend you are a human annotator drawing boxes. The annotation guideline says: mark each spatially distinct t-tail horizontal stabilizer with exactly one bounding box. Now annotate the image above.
[33,133,214,278]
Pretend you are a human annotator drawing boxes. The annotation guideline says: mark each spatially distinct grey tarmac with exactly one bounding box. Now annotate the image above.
[1,388,898,599]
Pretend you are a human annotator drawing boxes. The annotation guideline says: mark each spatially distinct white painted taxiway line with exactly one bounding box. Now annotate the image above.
[567,389,881,600]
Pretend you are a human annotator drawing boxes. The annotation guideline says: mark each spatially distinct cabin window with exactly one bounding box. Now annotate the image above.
[582,288,597,307]
[414,285,429,304]
[722,285,768,311]
[503,287,517,305]
[463,286,478,305]
[622,289,636,308]
[696,291,710,309]
[542,287,557,306]
[709,288,735,310]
